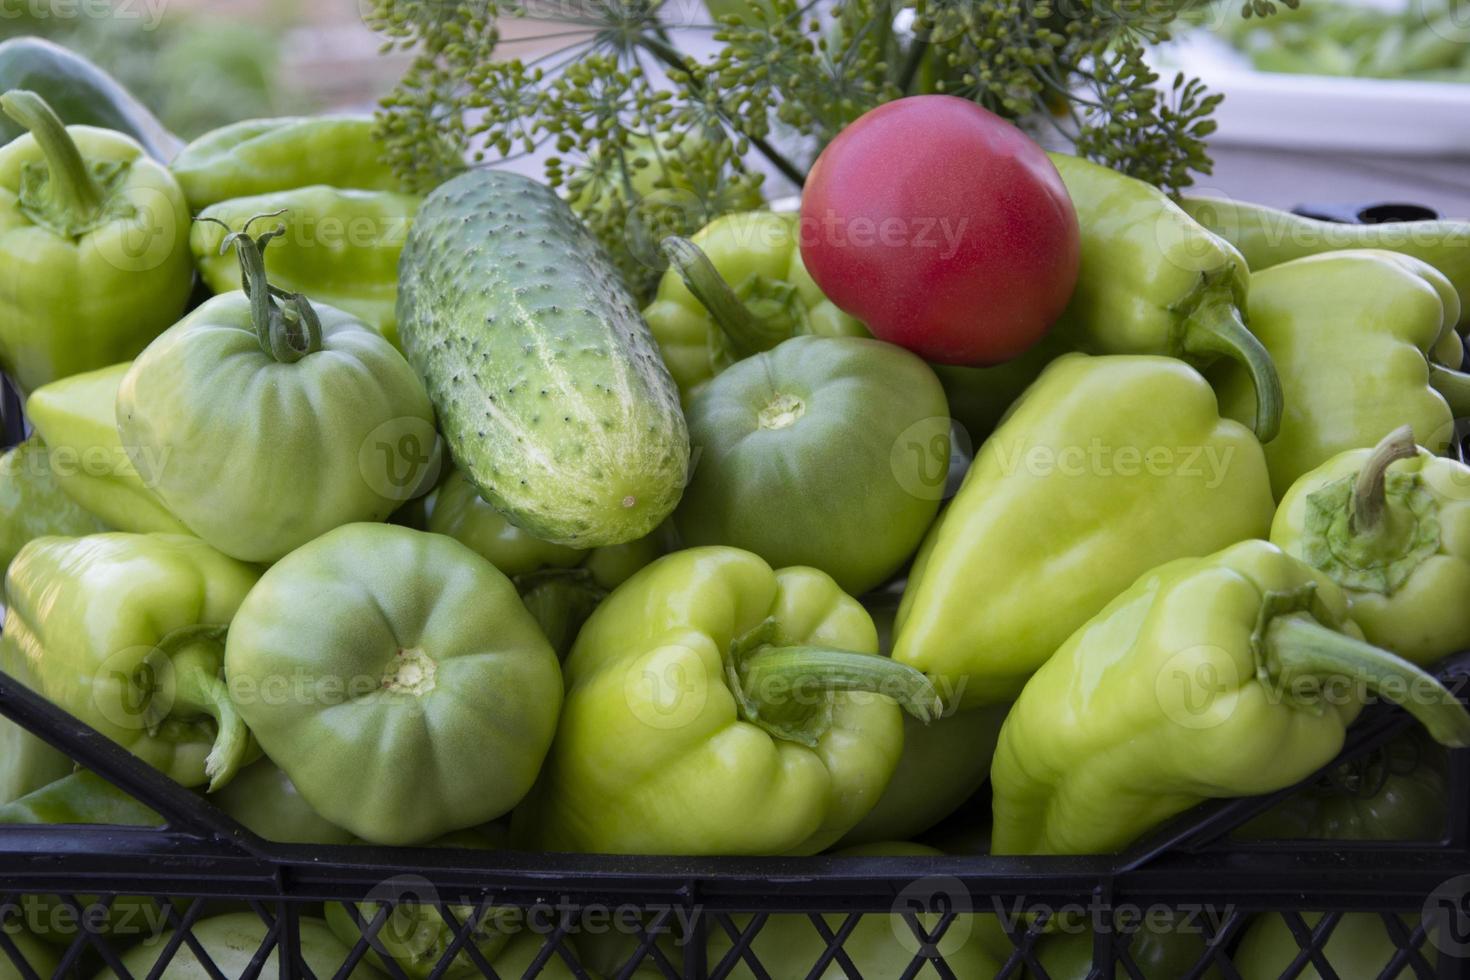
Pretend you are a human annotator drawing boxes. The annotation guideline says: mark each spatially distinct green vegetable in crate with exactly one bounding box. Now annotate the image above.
[118,220,438,564]
[325,828,518,980]
[225,523,563,846]
[398,169,689,549]
[0,640,72,805]
[1232,913,1430,980]
[95,911,385,980]
[3,533,260,791]
[428,466,667,655]
[214,759,354,845]
[170,115,407,207]
[1045,153,1282,442]
[1237,730,1446,842]
[190,187,420,346]
[1026,910,1222,980]
[490,934,586,980]
[0,438,109,572]
[677,335,949,596]
[24,363,188,535]
[516,547,939,855]
[0,37,180,161]
[990,540,1470,856]
[1179,195,1470,333]
[838,597,1006,847]
[643,212,866,400]
[0,90,192,395]
[1212,251,1470,498]
[1272,426,1470,666]
[707,843,1003,979]
[0,925,57,980]
[894,354,1275,708]
[0,771,160,829]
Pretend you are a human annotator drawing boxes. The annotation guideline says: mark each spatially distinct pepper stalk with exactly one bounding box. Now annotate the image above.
[660,236,803,357]
[0,89,127,237]
[1179,283,1284,444]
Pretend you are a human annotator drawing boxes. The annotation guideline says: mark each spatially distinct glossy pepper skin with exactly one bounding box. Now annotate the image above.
[991,540,1470,855]
[517,546,940,856]
[170,115,407,208]
[118,227,438,564]
[1180,194,1470,332]
[707,843,1003,979]
[1045,153,1282,443]
[1273,427,1470,666]
[677,335,950,596]
[3,533,261,790]
[644,210,866,401]
[224,523,564,846]
[895,354,1275,708]
[212,759,354,845]
[1238,730,1446,841]
[24,363,188,535]
[0,770,160,828]
[429,466,666,656]
[0,91,191,395]
[0,438,109,571]
[1215,251,1470,498]
[0,633,73,804]
[190,186,420,346]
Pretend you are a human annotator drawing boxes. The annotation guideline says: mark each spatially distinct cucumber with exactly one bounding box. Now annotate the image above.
[398,170,689,548]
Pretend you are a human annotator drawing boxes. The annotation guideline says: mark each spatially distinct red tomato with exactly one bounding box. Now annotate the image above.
[799,95,1080,366]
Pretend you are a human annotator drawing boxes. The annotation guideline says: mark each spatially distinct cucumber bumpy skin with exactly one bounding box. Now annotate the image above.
[399,170,690,548]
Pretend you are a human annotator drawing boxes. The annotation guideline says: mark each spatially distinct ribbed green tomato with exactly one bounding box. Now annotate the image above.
[117,283,438,564]
[224,523,563,846]
[675,335,949,595]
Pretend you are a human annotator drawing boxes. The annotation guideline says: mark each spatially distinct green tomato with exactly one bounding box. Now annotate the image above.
[1028,914,1222,979]
[676,335,949,595]
[223,524,563,846]
[116,291,439,564]
[1232,913,1428,980]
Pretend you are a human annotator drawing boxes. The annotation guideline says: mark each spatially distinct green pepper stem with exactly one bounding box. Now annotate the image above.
[166,640,250,792]
[737,645,942,730]
[660,236,788,357]
[1430,362,1470,418]
[0,89,104,222]
[199,212,323,364]
[1264,614,1470,748]
[1351,426,1417,536]
[1180,294,1283,444]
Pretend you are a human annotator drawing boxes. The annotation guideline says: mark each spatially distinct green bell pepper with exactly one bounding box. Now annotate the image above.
[1272,426,1470,666]
[1214,251,1470,498]
[516,546,940,855]
[429,466,667,656]
[1026,910,1222,980]
[190,187,420,346]
[1237,730,1447,841]
[24,362,189,535]
[0,90,192,395]
[676,335,949,596]
[838,597,1006,846]
[97,911,386,980]
[1232,913,1429,980]
[1045,153,1282,443]
[3,532,261,791]
[213,758,354,845]
[895,354,1275,708]
[1180,194,1470,332]
[0,770,160,828]
[0,438,109,572]
[707,843,1003,979]
[171,115,407,208]
[990,539,1470,855]
[118,224,438,564]
[645,211,867,400]
[325,828,519,980]
[0,37,180,161]
[0,924,56,980]
[224,523,563,846]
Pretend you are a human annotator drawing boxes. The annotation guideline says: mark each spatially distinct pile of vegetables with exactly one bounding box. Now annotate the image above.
[2,35,1470,980]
